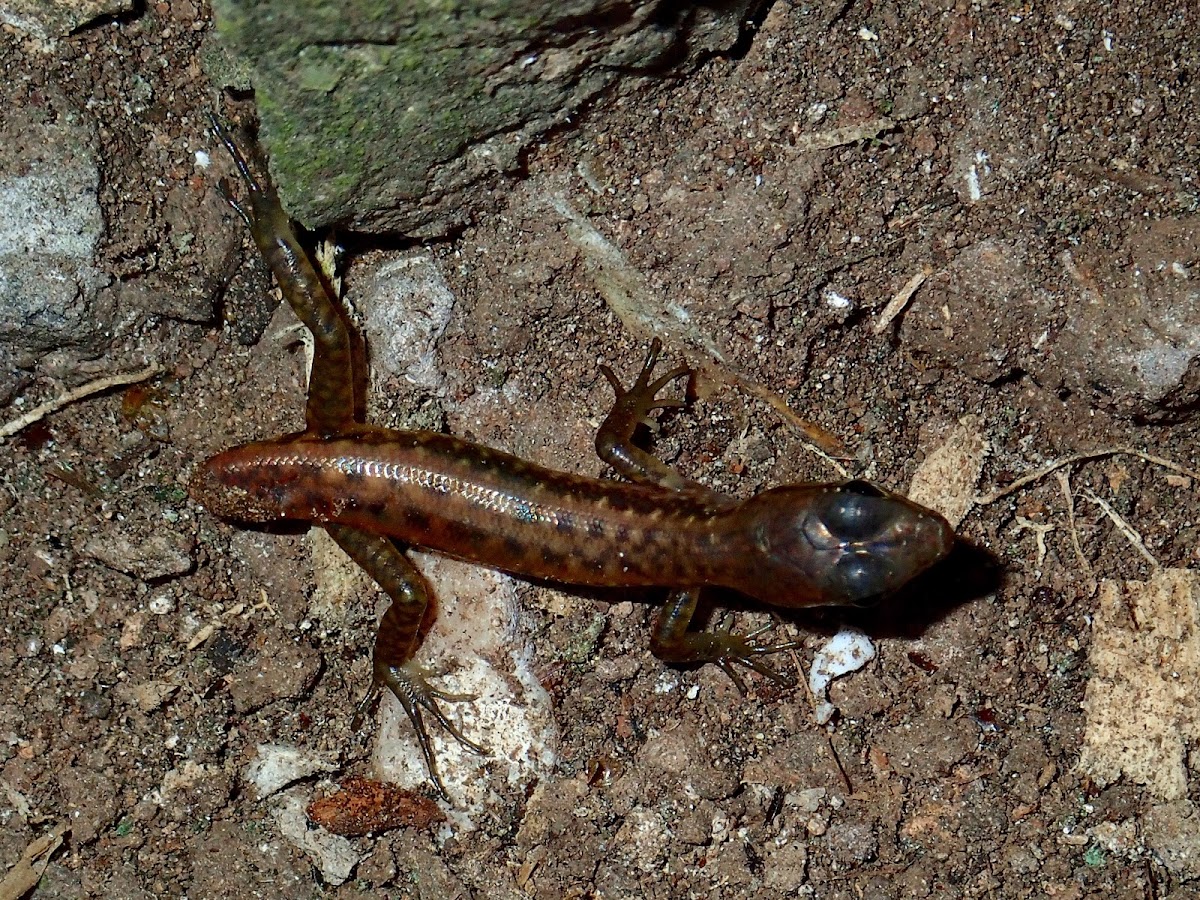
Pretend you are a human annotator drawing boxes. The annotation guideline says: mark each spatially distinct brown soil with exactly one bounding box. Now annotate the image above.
[2,2,1200,898]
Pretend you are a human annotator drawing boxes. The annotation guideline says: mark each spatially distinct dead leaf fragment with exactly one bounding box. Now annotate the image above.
[0,822,69,900]
[1078,568,1200,800]
[306,776,444,836]
[908,416,989,528]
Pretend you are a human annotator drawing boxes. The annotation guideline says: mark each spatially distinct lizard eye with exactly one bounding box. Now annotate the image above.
[832,554,890,606]
[819,482,891,541]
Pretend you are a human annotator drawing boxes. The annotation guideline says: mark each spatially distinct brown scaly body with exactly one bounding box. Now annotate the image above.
[191,119,955,798]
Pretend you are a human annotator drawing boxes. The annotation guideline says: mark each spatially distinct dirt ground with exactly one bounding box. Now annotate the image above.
[3,1,1200,898]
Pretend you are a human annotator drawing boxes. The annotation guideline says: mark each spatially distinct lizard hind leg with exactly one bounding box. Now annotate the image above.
[368,658,490,798]
[327,524,490,798]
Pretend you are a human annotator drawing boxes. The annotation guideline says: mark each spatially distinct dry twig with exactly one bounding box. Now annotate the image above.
[873,267,930,334]
[0,363,162,440]
[975,447,1199,506]
[1054,470,1094,587]
[1083,489,1160,570]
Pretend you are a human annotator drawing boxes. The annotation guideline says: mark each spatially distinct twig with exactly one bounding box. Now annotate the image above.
[1013,516,1054,568]
[1054,470,1094,587]
[726,372,851,476]
[975,447,1200,505]
[0,363,163,440]
[1083,489,1160,570]
[873,267,930,334]
[824,733,854,795]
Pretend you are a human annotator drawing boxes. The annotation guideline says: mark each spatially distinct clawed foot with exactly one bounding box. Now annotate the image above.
[353,659,490,799]
[597,339,724,500]
[707,617,803,695]
[600,338,691,429]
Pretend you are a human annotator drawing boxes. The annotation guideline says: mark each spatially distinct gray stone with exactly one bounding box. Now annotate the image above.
[0,0,134,42]
[208,0,756,234]
[0,110,112,356]
[1054,217,1200,420]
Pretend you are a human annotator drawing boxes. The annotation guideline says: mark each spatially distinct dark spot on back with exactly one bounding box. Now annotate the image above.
[442,519,482,546]
[541,548,566,571]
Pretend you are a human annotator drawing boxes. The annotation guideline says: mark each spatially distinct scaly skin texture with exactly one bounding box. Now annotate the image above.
[195,429,953,607]
[192,120,956,797]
